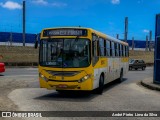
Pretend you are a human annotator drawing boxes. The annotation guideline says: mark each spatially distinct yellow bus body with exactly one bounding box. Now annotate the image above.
[38,27,129,91]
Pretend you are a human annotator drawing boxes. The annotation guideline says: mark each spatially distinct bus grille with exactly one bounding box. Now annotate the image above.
[48,79,78,82]
[50,85,78,89]
[46,70,81,77]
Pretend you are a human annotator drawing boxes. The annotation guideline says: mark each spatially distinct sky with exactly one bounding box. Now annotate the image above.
[0,0,160,40]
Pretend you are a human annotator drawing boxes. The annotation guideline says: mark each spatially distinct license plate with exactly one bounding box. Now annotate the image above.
[57,84,68,88]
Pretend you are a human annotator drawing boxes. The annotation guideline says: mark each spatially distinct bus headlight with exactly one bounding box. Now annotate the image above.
[39,73,48,82]
[78,74,92,83]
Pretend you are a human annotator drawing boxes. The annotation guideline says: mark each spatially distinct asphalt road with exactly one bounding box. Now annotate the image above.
[0,67,159,120]
[2,67,38,77]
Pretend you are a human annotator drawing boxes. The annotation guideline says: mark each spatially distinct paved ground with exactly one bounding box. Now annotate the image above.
[0,68,39,112]
[0,67,159,120]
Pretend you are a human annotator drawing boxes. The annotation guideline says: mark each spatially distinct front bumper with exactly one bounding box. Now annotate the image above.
[39,77,93,91]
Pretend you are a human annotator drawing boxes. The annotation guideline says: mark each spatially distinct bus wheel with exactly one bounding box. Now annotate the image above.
[118,70,123,83]
[142,67,145,71]
[97,75,104,94]
[129,66,132,70]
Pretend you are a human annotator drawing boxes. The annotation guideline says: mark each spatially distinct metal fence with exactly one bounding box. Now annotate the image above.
[0,32,37,46]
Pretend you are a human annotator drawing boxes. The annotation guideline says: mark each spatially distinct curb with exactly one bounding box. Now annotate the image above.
[141,80,160,91]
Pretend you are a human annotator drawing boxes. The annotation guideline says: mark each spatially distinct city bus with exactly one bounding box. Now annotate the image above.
[37,27,129,94]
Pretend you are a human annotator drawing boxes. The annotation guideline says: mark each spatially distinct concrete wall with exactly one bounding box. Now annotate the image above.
[129,50,154,63]
[0,46,38,63]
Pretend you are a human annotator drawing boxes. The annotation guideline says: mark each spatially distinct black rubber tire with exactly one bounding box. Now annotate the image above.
[142,67,145,71]
[129,66,132,70]
[97,75,104,94]
[118,70,123,83]
[135,68,138,70]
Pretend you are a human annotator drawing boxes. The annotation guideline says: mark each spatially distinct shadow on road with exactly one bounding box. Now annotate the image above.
[34,91,95,102]
[34,78,127,102]
[101,78,127,93]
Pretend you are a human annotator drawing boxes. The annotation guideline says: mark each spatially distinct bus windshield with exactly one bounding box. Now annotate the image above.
[40,38,91,68]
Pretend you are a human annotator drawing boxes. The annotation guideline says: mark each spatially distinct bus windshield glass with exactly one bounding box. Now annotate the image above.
[40,38,91,68]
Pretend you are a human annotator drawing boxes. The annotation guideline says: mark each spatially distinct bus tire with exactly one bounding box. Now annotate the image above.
[142,67,145,71]
[118,69,123,83]
[96,75,104,94]
[129,66,132,70]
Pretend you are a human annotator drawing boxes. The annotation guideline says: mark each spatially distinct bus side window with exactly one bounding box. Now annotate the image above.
[123,45,125,57]
[119,44,121,57]
[117,43,119,57]
[99,38,105,56]
[92,35,97,57]
[118,44,121,57]
[122,45,124,57]
[121,45,122,57]
[114,43,117,57]
[97,40,100,56]
[112,42,115,57]
[104,39,106,56]
[127,46,129,57]
[125,46,127,57]
[92,34,99,66]
[110,41,112,57]
[124,46,126,57]
[126,46,129,57]
[106,40,110,57]
[115,43,119,57]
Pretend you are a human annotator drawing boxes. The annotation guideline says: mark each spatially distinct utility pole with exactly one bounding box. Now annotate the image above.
[10,25,12,46]
[124,17,128,42]
[116,34,119,39]
[22,0,26,46]
[10,32,12,46]
[132,37,134,51]
[149,30,152,51]
[146,35,149,51]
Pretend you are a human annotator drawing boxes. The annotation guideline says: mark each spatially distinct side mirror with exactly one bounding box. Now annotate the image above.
[35,33,39,49]
[35,41,38,49]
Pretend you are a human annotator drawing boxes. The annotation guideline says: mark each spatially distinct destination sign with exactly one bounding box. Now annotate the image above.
[43,29,87,37]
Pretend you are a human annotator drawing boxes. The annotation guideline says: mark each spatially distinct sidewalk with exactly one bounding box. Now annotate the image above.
[141,78,160,91]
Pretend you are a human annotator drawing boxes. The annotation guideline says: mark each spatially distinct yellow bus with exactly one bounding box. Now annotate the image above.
[37,27,129,94]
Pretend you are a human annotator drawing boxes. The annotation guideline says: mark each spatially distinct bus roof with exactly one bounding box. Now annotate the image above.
[42,27,128,46]
[89,28,128,46]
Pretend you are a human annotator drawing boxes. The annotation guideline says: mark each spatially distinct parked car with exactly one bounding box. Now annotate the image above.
[129,59,146,70]
[0,62,5,73]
